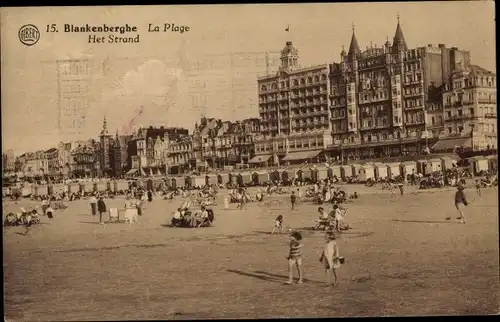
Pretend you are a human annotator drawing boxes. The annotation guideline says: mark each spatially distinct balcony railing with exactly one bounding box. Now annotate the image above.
[330,115,345,120]
[444,115,478,122]
[404,105,424,110]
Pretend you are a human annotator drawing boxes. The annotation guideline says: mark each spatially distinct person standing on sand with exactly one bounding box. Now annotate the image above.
[97,196,107,225]
[290,191,297,210]
[398,182,404,196]
[475,180,482,197]
[447,185,468,224]
[286,231,304,285]
[319,231,341,287]
[89,194,97,217]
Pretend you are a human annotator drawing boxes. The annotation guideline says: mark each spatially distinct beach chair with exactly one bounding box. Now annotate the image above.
[108,208,120,223]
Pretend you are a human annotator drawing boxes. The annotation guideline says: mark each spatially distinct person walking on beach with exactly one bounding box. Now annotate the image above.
[97,196,107,225]
[319,231,341,287]
[475,180,482,197]
[89,194,97,217]
[446,185,468,224]
[290,191,297,210]
[147,189,153,202]
[398,182,404,196]
[285,231,304,285]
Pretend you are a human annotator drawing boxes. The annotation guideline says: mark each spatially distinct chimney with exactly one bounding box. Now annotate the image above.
[438,44,445,48]
[451,47,458,51]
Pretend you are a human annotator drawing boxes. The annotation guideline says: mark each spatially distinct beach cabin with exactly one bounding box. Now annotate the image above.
[228,173,238,186]
[115,180,129,192]
[35,185,48,197]
[205,174,217,186]
[351,164,363,178]
[252,171,269,185]
[426,158,443,174]
[193,175,206,188]
[68,182,79,194]
[467,156,489,175]
[238,172,252,186]
[170,177,178,189]
[278,169,290,182]
[184,176,193,188]
[329,165,342,180]
[373,163,388,180]
[416,159,427,175]
[81,182,92,193]
[386,163,401,178]
[313,166,329,182]
[268,170,278,182]
[485,155,498,173]
[440,156,457,172]
[217,173,229,185]
[54,183,67,194]
[340,165,352,180]
[297,168,312,182]
[97,181,107,192]
[400,161,417,179]
[358,164,375,182]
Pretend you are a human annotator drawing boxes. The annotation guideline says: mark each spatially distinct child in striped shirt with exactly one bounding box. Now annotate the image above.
[286,231,304,284]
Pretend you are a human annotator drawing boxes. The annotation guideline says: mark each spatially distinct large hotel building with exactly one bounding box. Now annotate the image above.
[254,18,496,164]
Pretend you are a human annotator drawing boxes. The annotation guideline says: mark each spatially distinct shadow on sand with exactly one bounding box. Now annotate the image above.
[252,230,275,235]
[391,219,461,224]
[227,269,320,285]
[78,220,129,225]
[226,269,285,284]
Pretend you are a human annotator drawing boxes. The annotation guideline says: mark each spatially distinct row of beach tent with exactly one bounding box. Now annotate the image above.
[18,155,497,197]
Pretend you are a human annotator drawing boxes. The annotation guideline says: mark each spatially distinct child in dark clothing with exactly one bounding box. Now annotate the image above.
[97,197,107,225]
[290,191,297,210]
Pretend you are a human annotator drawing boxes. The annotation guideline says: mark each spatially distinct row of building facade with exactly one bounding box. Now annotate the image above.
[4,18,496,178]
[255,19,496,165]
[6,116,262,178]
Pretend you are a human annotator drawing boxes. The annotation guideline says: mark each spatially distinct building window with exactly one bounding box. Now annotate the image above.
[431,117,435,125]
[448,127,452,134]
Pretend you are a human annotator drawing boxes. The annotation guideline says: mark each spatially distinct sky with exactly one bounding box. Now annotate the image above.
[1,1,496,155]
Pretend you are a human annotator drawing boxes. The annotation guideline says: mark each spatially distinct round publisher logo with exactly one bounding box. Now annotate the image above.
[19,24,40,46]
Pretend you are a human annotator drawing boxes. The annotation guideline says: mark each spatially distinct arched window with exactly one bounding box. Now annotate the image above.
[261,85,267,91]
[314,75,319,82]
[307,77,313,84]
[300,78,305,85]
[293,79,299,86]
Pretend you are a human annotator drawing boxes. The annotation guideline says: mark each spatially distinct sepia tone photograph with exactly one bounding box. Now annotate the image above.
[1,2,498,320]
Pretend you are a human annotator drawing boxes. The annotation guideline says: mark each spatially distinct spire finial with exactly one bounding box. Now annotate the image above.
[352,22,355,33]
[397,13,400,24]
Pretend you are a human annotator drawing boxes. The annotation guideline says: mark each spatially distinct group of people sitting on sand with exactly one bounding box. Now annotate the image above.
[315,205,351,231]
[171,204,214,228]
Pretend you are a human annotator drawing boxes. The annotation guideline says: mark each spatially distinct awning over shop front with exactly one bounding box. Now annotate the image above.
[248,155,272,164]
[282,150,322,161]
[431,137,471,151]
[126,168,139,175]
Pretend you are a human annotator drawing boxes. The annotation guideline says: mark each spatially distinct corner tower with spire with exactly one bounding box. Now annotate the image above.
[99,115,112,176]
[392,14,408,54]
